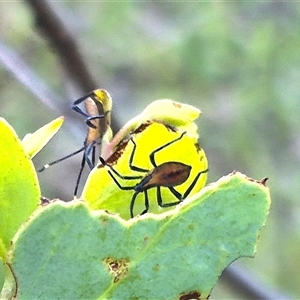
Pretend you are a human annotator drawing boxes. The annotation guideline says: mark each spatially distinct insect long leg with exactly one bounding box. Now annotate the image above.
[161,167,209,204]
[130,190,149,218]
[157,186,182,208]
[100,157,143,181]
[141,190,150,215]
[38,147,85,172]
[91,143,96,167]
[149,131,186,167]
[74,153,87,197]
[107,170,138,190]
[85,111,110,129]
[181,168,209,199]
[71,92,95,119]
[74,140,98,197]
[72,92,108,129]
[84,140,98,170]
[99,133,149,182]
[128,139,149,173]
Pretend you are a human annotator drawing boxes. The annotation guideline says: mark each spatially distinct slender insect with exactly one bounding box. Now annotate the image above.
[39,89,112,196]
[71,89,111,131]
[100,131,208,218]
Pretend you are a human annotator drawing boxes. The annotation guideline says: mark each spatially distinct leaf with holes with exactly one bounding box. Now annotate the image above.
[7,172,270,300]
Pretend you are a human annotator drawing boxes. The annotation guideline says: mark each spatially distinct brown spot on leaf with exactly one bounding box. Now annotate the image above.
[40,197,60,206]
[101,139,129,166]
[188,223,195,230]
[172,101,182,109]
[40,196,50,205]
[132,121,152,134]
[195,143,201,152]
[164,123,177,132]
[133,120,177,134]
[103,257,129,283]
[260,177,268,186]
[179,290,202,300]
[248,176,269,186]
[152,264,160,272]
[144,236,150,244]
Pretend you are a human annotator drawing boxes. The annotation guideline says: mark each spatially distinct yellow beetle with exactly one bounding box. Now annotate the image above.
[82,121,208,219]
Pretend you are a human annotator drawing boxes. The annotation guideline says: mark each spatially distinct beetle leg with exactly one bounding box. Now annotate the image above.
[149,132,186,168]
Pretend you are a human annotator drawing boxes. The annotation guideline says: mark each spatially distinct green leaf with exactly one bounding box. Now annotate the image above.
[9,172,270,300]
[0,258,4,293]
[0,118,40,259]
[22,116,64,158]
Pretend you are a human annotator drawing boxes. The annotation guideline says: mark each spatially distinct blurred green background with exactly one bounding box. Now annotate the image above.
[0,2,299,298]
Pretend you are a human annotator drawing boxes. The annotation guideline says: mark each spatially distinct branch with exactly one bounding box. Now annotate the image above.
[25,0,120,133]
[25,0,97,92]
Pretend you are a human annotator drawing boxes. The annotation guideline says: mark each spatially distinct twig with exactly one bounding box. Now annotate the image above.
[24,0,120,134]
[25,0,97,92]
[0,38,85,138]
